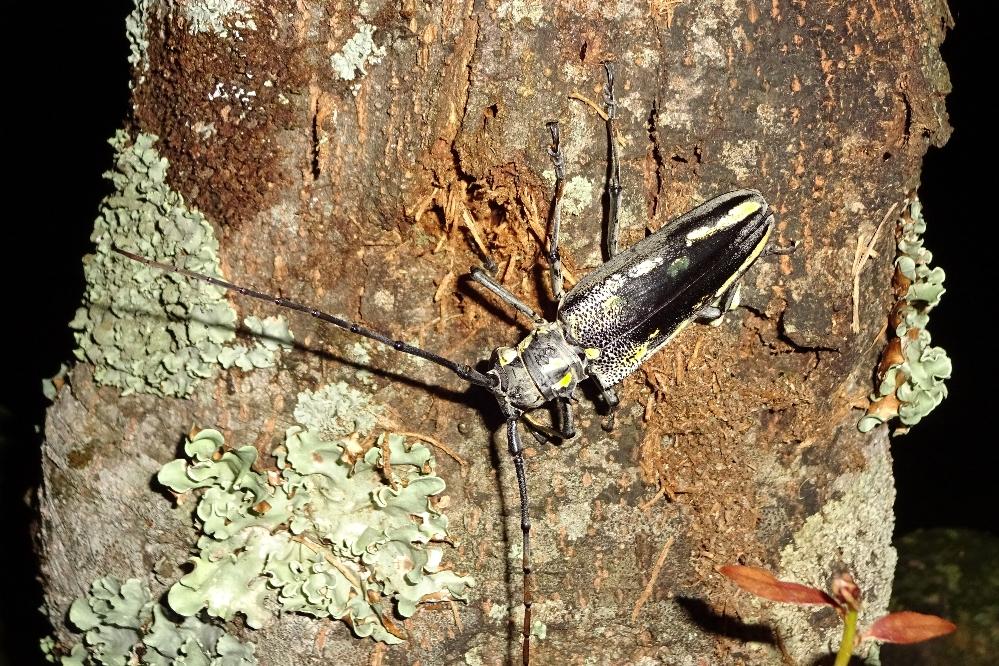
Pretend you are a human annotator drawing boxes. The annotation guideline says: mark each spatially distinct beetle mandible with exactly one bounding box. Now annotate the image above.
[114,63,778,665]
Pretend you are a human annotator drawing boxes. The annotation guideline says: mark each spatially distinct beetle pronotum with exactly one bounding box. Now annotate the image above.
[114,63,779,664]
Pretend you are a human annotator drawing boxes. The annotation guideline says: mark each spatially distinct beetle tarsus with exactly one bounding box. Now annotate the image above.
[599,386,620,431]
[546,121,568,303]
[557,398,577,439]
[602,61,622,259]
[767,239,799,256]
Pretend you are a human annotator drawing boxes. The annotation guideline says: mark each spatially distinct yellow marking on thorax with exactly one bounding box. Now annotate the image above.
[498,348,518,366]
[541,357,570,375]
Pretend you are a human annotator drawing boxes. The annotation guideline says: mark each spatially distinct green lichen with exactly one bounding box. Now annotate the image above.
[182,0,256,36]
[530,620,547,640]
[330,22,386,87]
[48,576,256,666]
[859,197,951,433]
[158,427,474,644]
[42,363,69,401]
[292,381,383,439]
[126,1,151,73]
[216,316,294,371]
[70,131,293,397]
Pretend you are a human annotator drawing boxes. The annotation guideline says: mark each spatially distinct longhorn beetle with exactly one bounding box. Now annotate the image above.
[113,63,778,664]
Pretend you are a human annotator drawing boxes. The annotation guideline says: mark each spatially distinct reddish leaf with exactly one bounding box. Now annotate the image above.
[862,611,956,644]
[719,565,835,606]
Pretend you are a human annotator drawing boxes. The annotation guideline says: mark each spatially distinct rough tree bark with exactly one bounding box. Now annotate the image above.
[39,1,952,665]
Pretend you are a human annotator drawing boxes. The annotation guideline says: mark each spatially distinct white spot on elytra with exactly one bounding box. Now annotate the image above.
[628,257,664,278]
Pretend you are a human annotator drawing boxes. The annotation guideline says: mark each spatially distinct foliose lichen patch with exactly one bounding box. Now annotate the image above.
[859,196,951,432]
[181,0,256,37]
[330,21,386,89]
[46,576,256,665]
[70,131,293,397]
[126,0,155,74]
[292,381,383,439]
[157,427,474,644]
[127,0,257,67]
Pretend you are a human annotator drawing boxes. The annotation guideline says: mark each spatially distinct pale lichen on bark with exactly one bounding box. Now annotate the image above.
[40,1,954,664]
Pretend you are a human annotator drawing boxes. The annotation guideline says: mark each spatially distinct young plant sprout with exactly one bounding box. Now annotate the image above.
[720,565,956,666]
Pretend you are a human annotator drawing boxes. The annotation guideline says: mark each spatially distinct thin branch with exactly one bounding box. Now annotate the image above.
[851,202,896,333]
[291,535,363,589]
[568,92,609,120]
[631,535,675,622]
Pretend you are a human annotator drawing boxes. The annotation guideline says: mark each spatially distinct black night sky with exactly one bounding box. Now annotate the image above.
[3,2,993,663]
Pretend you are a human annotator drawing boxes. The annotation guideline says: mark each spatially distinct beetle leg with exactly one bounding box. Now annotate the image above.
[557,398,577,439]
[524,423,552,446]
[504,417,535,666]
[766,239,799,256]
[470,267,544,324]
[545,121,567,304]
[602,61,623,259]
[696,284,742,326]
[521,413,560,443]
[599,385,620,431]
[522,401,577,442]
[695,305,724,324]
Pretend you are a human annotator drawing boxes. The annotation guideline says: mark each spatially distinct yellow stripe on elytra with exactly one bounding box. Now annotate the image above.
[628,342,649,365]
[686,199,763,242]
[636,321,690,369]
[712,222,773,299]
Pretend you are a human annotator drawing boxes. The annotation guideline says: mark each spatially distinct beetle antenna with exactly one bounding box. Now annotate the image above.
[504,417,534,665]
[112,247,498,389]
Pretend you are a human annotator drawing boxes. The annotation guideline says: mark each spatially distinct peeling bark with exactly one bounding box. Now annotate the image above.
[40,1,952,664]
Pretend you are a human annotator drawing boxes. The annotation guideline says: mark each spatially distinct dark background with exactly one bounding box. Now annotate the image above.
[3,2,992,664]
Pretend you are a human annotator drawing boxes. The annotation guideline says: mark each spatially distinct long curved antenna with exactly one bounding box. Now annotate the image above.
[505,417,534,666]
[112,247,498,388]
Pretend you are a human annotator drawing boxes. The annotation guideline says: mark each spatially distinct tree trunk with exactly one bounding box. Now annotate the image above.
[40,1,953,664]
